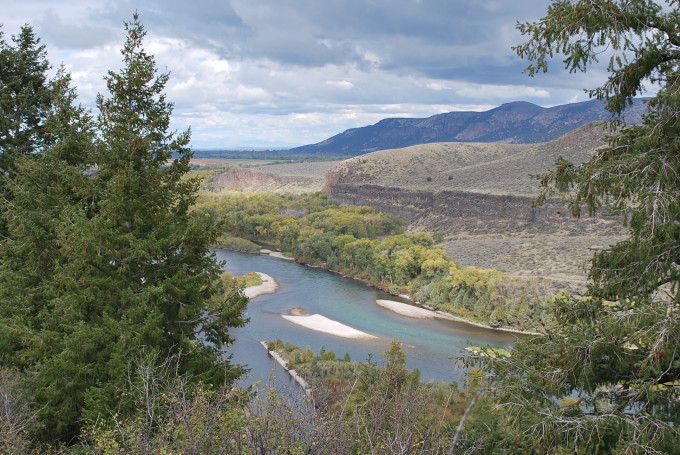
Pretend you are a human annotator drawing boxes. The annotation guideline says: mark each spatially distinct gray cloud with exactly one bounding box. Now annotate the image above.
[3,0,603,147]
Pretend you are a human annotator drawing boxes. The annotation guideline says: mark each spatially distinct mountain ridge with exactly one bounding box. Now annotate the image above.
[289,99,647,156]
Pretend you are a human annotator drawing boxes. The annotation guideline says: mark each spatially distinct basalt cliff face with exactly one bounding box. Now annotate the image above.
[327,184,618,235]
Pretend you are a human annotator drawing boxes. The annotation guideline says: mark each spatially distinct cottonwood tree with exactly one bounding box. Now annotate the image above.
[0,15,247,443]
[469,1,680,453]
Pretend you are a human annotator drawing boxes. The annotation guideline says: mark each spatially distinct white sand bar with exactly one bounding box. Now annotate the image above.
[282,314,378,339]
[376,299,438,319]
[269,251,294,261]
[244,272,279,299]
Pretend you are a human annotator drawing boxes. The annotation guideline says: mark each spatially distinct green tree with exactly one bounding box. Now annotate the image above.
[0,25,56,238]
[472,1,680,452]
[0,25,52,175]
[0,16,247,443]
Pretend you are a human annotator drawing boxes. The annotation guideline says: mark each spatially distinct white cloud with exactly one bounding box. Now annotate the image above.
[455,83,550,99]
[326,80,355,90]
[3,0,593,148]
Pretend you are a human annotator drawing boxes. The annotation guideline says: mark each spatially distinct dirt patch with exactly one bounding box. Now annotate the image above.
[439,232,625,292]
[211,161,341,193]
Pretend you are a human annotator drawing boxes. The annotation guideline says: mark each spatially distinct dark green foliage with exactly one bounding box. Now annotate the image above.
[0,25,58,237]
[215,235,262,253]
[470,1,680,452]
[0,25,52,174]
[0,16,247,443]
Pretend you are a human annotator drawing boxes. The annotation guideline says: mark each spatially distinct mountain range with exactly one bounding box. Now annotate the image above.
[288,99,647,157]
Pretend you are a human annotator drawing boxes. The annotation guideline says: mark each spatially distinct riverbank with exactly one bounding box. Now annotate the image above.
[300,259,544,336]
[259,341,311,394]
[259,249,295,261]
[244,272,279,299]
[377,299,541,336]
[220,246,542,336]
[215,248,519,383]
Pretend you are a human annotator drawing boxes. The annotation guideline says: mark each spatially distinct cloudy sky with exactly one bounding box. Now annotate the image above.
[3,0,612,149]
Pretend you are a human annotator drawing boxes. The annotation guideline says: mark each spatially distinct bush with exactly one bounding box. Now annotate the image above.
[216,235,261,253]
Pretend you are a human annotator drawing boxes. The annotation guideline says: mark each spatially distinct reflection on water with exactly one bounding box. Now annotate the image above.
[215,249,520,387]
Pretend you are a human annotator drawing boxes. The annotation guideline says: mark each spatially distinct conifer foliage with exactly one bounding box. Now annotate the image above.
[471,1,680,453]
[0,15,247,443]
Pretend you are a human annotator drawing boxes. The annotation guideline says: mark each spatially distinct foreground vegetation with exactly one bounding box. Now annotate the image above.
[467,1,680,452]
[0,17,247,445]
[2,342,503,454]
[196,191,556,332]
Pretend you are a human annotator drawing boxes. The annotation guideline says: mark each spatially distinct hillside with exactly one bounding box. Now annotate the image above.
[324,121,610,197]
[323,122,625,279]
[289,99,646,156]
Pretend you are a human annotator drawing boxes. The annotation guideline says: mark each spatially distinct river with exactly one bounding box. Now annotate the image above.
[216,249,520,388]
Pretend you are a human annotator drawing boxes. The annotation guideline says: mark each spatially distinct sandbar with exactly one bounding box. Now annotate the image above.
[281,314,378,339]
[378,299,540,335]
[269,252,294,260]
[260,249,294,261]
[244,272,279,299]
[376,299,439,319]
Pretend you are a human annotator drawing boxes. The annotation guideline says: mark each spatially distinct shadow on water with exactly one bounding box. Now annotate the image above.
[215,249,521,388]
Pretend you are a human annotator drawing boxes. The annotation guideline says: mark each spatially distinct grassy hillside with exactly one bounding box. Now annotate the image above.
[324,122,609,197]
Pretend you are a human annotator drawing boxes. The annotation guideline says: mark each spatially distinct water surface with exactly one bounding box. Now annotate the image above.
[216,249,519,387]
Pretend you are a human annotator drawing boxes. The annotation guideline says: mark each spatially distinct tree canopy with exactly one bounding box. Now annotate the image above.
[0,16,247,443]
[470,1,680,452]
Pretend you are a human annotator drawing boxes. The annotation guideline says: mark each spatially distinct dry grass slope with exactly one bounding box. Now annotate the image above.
[325,122,609,196]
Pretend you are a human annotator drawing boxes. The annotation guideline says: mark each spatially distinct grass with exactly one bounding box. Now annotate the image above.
[243,272,263,288]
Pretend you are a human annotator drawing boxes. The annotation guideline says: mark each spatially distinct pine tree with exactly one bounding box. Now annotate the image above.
[469,1,680,453]
[0,16,247,442]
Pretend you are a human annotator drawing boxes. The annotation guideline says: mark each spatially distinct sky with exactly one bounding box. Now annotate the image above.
[3,0,612,149]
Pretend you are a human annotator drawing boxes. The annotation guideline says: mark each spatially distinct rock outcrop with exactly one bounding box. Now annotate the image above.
[212,168,312,191]
[327,183,619,235]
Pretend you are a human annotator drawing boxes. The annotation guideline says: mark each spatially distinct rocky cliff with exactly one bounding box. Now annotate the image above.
[328,184,619,235]
[212,167,313,191]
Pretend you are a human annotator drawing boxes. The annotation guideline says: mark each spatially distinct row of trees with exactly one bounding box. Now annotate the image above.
[198,192,556,331]
[0,17,247,444]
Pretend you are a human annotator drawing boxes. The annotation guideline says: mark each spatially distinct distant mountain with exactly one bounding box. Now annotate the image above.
[289,99,648,156]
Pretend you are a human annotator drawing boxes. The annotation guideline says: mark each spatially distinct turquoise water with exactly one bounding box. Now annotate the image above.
[216,249,520,387]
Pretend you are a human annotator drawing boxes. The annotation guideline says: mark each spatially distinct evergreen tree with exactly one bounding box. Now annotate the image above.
[0,25,52,173]
[470,1,680,453]
[0,16,247,443]
[0,25,54,237]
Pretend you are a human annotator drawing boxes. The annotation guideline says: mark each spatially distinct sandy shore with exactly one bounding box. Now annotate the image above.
[244,272,279,299]
[377,299,540,335]
[376,299,438,319]
[259,249,295,261]
[281,314,378,339]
